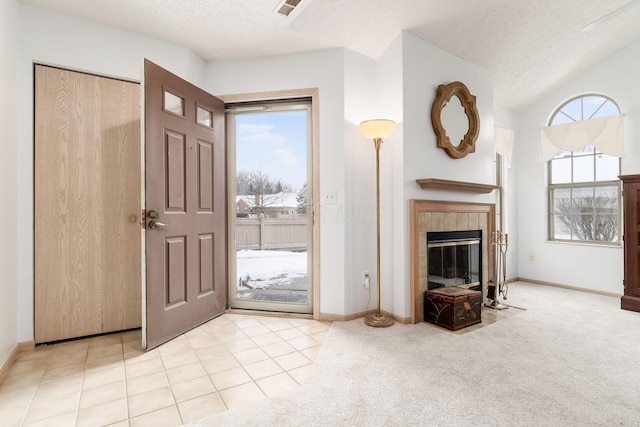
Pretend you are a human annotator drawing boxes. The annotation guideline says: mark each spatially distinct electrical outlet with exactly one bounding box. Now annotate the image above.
[363,271,370,289]
[528,252,535,261]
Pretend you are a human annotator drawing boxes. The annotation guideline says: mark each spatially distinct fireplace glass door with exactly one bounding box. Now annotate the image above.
[427,230,481,291]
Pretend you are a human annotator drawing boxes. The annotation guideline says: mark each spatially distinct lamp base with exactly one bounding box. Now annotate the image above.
[484,300,509,310]
[364,313,394,327]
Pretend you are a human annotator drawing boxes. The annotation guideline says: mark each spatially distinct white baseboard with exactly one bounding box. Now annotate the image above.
[0,341,35,383]
[516,277,621,298]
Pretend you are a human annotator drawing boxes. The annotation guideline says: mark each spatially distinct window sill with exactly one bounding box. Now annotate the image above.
[546,239,622,249]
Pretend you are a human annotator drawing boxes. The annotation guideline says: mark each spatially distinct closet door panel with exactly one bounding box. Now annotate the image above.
[35,65,141,343]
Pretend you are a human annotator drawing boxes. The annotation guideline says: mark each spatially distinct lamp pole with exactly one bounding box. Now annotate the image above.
[359,119,395,327]
[363,136,394,327]
[375,137,382,316]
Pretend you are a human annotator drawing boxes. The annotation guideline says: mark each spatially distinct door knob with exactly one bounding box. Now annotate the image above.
[149,220,168,230]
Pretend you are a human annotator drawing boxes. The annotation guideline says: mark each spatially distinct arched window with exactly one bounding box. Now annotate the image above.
[548,94,621,244]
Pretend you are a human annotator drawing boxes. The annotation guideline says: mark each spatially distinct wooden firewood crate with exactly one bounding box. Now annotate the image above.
[424,286,482,330]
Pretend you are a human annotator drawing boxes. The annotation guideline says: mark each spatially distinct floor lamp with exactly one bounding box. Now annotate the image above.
[360,119,395,328]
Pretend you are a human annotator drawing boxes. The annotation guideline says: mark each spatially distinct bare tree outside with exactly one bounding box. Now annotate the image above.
[235,170,253,195]
[237,170,294,214]
[553,192,618,242]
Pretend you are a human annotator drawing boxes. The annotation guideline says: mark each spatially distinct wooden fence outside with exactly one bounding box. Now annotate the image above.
[236,218,308,250]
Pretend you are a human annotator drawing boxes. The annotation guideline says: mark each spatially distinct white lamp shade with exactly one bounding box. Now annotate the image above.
[360,119,395,140]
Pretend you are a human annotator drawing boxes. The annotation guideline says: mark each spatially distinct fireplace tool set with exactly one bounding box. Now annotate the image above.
[485,230,509,310]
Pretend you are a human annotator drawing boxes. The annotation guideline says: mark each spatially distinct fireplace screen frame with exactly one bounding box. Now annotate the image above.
[427,230,482,291]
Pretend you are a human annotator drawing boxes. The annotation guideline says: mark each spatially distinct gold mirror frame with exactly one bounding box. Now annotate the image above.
[431,81,480,159]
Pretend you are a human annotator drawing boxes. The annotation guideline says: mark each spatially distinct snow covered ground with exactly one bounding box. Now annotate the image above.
[236,249,307,291]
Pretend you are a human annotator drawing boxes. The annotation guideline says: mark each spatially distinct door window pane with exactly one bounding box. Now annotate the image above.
[164,90,184,116]
[197,106,213,127]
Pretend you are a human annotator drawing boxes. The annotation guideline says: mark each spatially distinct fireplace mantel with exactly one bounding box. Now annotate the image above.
[416,178,499,194]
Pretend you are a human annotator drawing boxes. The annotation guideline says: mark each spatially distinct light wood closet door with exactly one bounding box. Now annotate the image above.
[35,65,141,344]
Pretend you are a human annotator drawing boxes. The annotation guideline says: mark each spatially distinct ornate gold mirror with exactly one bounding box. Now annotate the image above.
[431,81,479,159]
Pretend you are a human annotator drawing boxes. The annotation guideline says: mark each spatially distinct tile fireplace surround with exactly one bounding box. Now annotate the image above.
[409,199,496,323]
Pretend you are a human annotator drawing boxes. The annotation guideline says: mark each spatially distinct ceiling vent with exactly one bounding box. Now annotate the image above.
[274,0,303,17]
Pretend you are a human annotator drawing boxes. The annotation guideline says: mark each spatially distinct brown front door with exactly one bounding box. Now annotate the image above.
[144,60,227,349]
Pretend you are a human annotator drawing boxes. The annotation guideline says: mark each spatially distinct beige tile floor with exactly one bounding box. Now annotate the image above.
[0,313,331,427]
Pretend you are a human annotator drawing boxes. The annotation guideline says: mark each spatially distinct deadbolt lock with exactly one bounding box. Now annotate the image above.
[148,209,159,219]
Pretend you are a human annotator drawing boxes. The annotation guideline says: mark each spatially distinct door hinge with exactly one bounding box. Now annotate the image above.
[140,209,147,229]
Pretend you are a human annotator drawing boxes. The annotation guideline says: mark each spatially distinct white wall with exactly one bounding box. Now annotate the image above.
[402,32,496,201]
[494,104,519,281]
[16,4,208,341]
[376,34,405,317]
[343,49,378,315]
[0,0,20,366]
[19,4,206,86]
[393,32,497,318]
[516,38,640,294]
[204,49,349,316]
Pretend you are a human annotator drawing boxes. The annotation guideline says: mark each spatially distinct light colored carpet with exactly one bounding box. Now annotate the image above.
[189,282,640,426]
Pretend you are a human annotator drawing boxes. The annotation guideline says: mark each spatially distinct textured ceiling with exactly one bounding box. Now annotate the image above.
[20,0,640,110]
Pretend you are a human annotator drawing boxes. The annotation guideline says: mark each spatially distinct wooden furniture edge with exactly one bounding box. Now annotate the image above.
[621,295,640,312]
[619,175,640,313]
[618,174,640,181]
[416,178,499,194]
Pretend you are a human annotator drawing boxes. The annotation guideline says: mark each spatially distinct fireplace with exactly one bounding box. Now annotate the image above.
[427,230,482,292]
[409,200,495,323]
